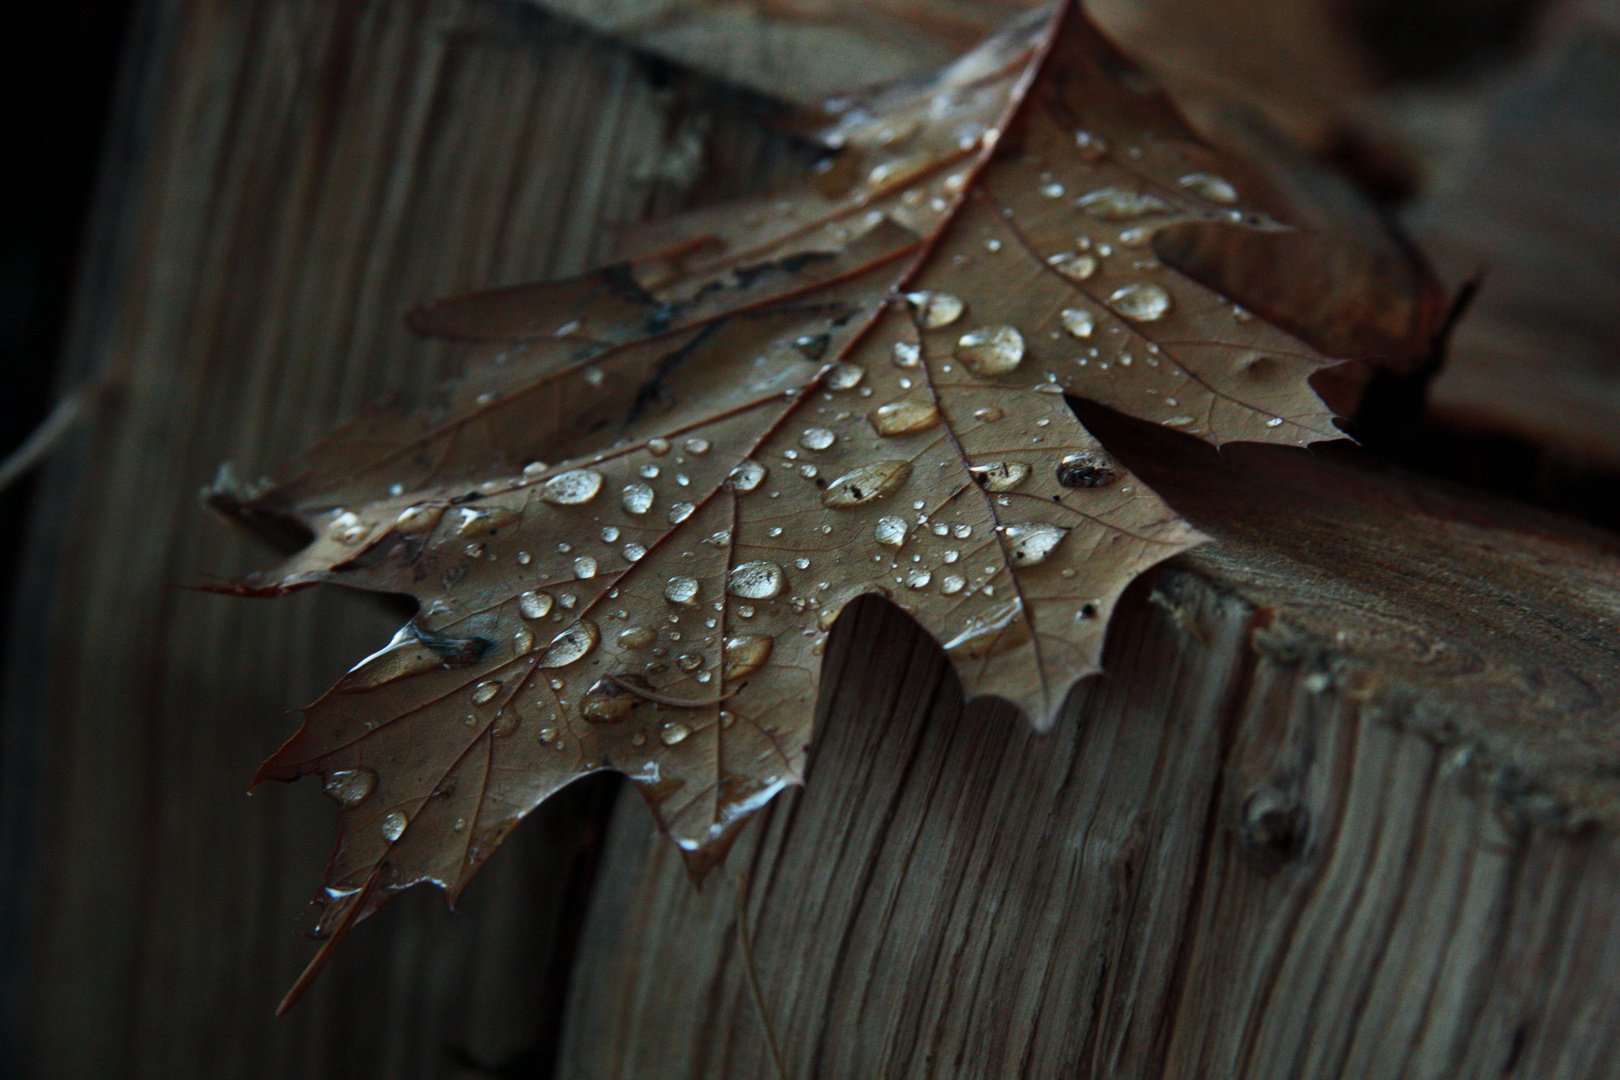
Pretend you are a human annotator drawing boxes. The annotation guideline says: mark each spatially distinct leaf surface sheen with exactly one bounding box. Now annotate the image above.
[234,3,1346,1003]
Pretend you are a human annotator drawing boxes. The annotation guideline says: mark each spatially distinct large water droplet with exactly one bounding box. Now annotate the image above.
[726,460,767,493]
[1107,283,1172,321]
[668,502,695,524]
[621,483,655,515]
[723,634,773,679]
[874,515,908,547]
[904,290,965,329]
[330,512,367,545]
[955,325,1025,377]
[1048,252,1097,281]
[1178,172,1238,203]
[381,810,408,842]
[940,574,966,595]
[660,722,692,746]
[969,461,1031,491]
[574,556,598,579]
[454,506,519,538]
[618,625,656,649]
[323,768,377,808]
[471,680,502,705]
[800,427,837,451]
[905,568,932,589]
[665,576,700,606]
[1056,451,1117,488]
[537,620,599,668]
[340,626,447,690]
[518,591,553,620]
[580,678,637,723]
[1003,523,1069,566]
[826,363,864,390]
[1060,308,1095,338]
[1077,187,1171,219]
[943,598,1028,659]
[727,561,785,600]
[822,460,912,508]
[541,469,603,505]
[395,503,443,535]
[870,399,941,436]
[891,341,921,368]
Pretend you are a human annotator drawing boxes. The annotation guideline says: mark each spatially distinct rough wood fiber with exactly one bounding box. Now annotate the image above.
[0,1,800,1076]
[558,441,1620,1077]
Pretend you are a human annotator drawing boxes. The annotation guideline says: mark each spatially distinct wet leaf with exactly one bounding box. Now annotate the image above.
[220,4,1380,1008]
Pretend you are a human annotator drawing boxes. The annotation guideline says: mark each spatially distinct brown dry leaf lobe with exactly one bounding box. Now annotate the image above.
[226,4,1348,1004]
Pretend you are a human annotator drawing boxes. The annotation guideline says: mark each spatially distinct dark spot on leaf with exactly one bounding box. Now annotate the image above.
[409,621,490,666]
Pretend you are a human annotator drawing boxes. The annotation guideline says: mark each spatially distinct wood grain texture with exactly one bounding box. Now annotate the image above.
[0,1,801,1076]
[558,438,1620,1078]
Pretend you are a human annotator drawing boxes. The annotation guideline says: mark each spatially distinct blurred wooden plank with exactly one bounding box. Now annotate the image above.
[0,1,802,1076]
[1414,26,1620,469]
[558,434,1620,1078]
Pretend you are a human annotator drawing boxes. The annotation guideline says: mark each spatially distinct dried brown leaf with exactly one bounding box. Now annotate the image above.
[221,4,1364,1008]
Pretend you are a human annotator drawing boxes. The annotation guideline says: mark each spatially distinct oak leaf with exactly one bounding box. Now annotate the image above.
[220,3,1359,1009]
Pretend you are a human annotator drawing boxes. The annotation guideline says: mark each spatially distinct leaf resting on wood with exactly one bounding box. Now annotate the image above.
[218,3,1361,1009]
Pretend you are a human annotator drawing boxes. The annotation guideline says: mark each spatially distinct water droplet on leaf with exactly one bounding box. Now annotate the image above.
[1177,172,1238,203]
[621,483,655,516]
[1048,252,1097,280]
[800,427,837,451]
[969,461,1031,491]
[1003,523,1069,566]
[1060,308,1095,338]
[870,400,941,436]
[395,504,443,535]
[1107,282,1172,321]
[728,561,785,600]
[726,460,767,493]
[826,363,864,390]
[1077,187,1169,219]
[323,768,377,808]
[665,576,700,606]
[537,620,599,668]
[904,290,965,329]
[618,626,656,649]
[822,460,912,507]
[1056,451,1117,488]
[723,634,773,679]
[955,325,1025,376]
[542,469,604,505]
